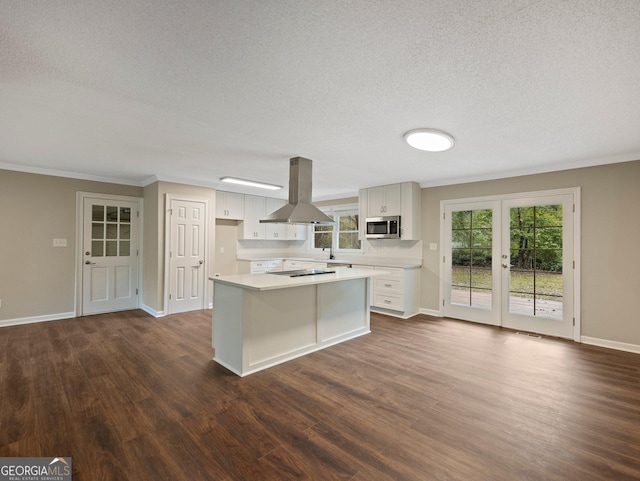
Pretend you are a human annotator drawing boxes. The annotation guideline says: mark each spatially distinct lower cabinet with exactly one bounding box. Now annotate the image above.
[238,259,283,274]
[283,260,327,270]
[352,265,420,318]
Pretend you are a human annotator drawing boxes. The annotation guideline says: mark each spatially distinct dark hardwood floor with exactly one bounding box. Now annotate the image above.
[1,310,640,480]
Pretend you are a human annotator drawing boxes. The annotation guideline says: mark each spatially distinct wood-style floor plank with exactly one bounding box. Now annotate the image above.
[2,309,640,480]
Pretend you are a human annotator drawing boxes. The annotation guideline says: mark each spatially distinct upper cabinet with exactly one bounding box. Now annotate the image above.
[238,195,307,241]
[265,198,287,240]
[241,195,267,239]
[216,191,245,220]
[359,182,421,241]
[366,184,402,216]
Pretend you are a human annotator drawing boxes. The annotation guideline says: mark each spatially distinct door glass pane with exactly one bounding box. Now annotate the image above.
[451,209,492,309]
[92,223,104,239]
[509,205,563,320]
[106,241,118,256]
[92,205,104,221]
[120,207,131,223]
[452,230,471,248]
[120,224,131,239]
[92,240,104,257]
[106,206,118,222]
[106,224,118,239]
[120,241,130,256]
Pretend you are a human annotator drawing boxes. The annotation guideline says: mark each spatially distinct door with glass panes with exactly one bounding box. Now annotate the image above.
[444,193,575,339]
[82,197,139,315]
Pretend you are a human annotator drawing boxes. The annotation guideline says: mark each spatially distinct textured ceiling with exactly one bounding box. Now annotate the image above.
[1,0,640,199]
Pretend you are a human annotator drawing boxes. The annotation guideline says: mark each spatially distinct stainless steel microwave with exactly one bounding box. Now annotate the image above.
[365,216,400,239]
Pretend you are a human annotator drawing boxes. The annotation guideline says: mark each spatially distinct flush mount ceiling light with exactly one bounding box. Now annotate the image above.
[220,177,282,190]
[404,128,455,152]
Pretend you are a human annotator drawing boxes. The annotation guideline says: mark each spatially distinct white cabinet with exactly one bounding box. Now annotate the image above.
[283,259,303,270]
[349,264,420,318]
[374,267,404,310]
[287,224,307,241]
[216,191,245,220]
[359,182,421,241]
[283,260,327,270]
[238,259,283,274]
[241,195,266,239]
[265,198,287,240]
[367,184,402,216]
[370,266,420,318]
[240,196,305,241]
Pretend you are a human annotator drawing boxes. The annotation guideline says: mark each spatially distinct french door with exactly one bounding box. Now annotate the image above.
[443,190,578,339]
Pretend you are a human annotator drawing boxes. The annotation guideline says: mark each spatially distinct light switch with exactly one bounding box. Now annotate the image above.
[53,238,68,247]
[429,243,438,251]
[219,246,225,253]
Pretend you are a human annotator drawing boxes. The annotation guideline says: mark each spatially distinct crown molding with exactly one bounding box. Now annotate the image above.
[0,161,142,187]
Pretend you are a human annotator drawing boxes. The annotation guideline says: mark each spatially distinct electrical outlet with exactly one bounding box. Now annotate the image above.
[53,238,68,247]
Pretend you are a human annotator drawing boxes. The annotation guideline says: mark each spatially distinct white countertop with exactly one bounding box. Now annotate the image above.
[236,256,422,269]
[211,267,384,291]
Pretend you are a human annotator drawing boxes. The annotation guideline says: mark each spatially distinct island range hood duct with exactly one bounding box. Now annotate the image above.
[260,157,335,225]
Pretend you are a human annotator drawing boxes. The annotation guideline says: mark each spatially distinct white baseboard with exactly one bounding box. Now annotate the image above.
[140,304,164,318]
[581,336,640,355]
[0,311,76,328]
[419,307,443,317]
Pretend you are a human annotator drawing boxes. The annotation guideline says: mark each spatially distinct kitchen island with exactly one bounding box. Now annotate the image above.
[211,267,381,376]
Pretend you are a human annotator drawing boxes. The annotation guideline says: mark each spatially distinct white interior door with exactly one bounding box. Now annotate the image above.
[82,197,139,315]
[443,191,577,339]
[168,198,207,314]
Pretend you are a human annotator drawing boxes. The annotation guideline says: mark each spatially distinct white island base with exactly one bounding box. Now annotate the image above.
[212,269,375,376]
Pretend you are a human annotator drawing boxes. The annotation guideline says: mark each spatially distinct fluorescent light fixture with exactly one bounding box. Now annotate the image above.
[404,128,455,152]
[220,177,282,190]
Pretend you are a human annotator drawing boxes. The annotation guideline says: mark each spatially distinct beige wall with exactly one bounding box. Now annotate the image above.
[142,181,216,314]
[142,182,160,311]
[421,160,640,345]
[0,170,142,321]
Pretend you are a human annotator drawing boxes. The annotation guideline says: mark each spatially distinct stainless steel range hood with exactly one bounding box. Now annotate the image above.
[260,157,335,225]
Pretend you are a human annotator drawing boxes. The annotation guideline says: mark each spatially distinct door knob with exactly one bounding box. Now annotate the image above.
[85,260,96,265]
[199,260,204,265]
[501,263,509,269]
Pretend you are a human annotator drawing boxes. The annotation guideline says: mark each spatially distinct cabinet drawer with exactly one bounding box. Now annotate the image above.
[284,260,303,269]
[374,293,403,310]
[267,260,283,271]
[375,278,402,292]
[374,267,403,279]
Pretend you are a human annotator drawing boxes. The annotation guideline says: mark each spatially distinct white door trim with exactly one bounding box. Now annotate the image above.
[75,192,144,316]
[163,194,210,315]
[439,187,581,341]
